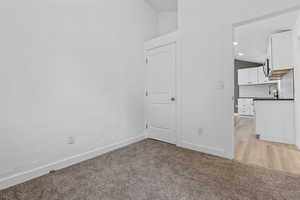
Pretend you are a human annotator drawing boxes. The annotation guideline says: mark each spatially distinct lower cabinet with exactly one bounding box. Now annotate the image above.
[238,98,254,116]
[255,100,295,144]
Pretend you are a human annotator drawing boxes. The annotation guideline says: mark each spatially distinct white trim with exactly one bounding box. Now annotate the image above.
[144,31,178,50]
[176,31,182,146]
[0,135,146,190]
[238,115,255,119]
[178,141,226,158]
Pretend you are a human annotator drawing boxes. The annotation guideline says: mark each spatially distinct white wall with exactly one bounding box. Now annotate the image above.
[294,14,300,148]
[178,0,300,158]
[0,0,157,188]
[158,12,178,35]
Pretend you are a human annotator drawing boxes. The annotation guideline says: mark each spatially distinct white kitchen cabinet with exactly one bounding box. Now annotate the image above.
[238,68,258,85]
[257,66,268,83]
[238,66,274,86]
[238,98,254,116]
[248,68,258,83]
[238,68,250,85]
[270,31,294,70]
[255,100,295,144]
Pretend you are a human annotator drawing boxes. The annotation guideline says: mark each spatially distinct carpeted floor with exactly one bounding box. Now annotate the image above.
[1,139,300,200]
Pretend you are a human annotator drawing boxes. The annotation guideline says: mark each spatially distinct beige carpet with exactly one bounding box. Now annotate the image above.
[0,139,300,200]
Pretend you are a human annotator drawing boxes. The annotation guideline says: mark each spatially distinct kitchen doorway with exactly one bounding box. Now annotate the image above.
[233,9,300,174]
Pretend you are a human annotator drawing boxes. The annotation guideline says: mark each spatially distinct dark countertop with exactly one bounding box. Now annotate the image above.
[239,97,294,101]
[253,98,294,101]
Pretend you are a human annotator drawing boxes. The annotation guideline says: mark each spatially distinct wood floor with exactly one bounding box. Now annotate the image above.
[234,115,300,175]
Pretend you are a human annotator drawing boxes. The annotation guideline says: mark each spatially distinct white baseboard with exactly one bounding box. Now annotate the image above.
[177,141,226,158]
[0,134,146,190]
[145,132,230,159]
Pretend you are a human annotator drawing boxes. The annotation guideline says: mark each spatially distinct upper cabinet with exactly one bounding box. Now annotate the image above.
[238,68,259,85]
[269,31,294,71]
[238,66,275,86]
[257,66,268,83]
[238,68,253,85]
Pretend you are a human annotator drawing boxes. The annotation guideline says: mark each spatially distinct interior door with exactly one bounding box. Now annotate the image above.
[145,43,176,144]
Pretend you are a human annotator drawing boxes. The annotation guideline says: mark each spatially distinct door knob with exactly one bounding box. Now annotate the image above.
[171,97,176,101]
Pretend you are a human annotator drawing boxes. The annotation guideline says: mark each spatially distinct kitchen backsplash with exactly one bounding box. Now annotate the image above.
[239,72,294,99]
[239,84,277,98]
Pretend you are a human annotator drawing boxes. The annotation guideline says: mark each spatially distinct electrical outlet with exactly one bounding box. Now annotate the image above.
[67,136,75,144]
[198,128,204,136]
[32,160,39,165]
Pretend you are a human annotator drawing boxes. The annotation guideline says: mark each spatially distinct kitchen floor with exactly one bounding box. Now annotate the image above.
[234,114,300,175]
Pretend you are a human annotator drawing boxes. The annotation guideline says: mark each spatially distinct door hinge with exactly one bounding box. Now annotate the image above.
[145,91,148,97]
[146,58,148,64]
[146,123,149,129]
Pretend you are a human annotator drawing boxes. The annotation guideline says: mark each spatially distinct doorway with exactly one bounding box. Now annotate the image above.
[233,9,300,174]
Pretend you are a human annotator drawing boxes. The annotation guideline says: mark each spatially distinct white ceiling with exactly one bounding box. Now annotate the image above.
[145,0,177,12]
[234,11,300,63]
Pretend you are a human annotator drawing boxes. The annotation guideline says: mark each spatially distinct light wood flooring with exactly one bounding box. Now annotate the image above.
[234,115,300,175]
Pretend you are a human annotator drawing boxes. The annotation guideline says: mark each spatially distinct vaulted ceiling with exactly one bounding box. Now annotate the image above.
[145,0,177,12]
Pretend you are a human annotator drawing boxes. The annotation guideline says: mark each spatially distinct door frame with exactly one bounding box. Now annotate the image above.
[144,31,181,146]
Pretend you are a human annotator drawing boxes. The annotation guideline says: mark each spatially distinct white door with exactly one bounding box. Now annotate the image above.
[145,43,176,144]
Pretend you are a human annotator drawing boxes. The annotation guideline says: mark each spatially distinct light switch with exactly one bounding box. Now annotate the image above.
[216,81,225,90]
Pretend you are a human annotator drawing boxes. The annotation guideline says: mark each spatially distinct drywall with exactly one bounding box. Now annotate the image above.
[0,0,157,188]
[178,0,300,158]
[294,14,300,148]
[158,12,178,35]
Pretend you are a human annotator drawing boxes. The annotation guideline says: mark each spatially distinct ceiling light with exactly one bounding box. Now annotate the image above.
[238,53,244,56]
[233,42,239,46]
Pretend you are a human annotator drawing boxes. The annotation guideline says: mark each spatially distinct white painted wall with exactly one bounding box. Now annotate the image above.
[0,0,157,186]
[294,14,300,148]
[158,12,178,35]
[178,0,300,158]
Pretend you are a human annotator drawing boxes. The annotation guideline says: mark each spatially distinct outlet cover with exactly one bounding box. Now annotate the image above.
[68,136,75,144]
[198,128,204,136]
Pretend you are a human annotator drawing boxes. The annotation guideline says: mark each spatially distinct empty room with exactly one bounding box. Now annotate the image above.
[0,0,300,200]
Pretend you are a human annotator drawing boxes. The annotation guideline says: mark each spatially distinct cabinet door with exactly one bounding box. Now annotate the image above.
[255,101,295,144]
[248,99,255,116]
[238,68,258,85]
[238,99,254,116]
[257,66,268,83]
[238,69,249,85]
[248,68,258,84]
[271,31,294,70]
